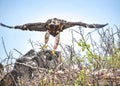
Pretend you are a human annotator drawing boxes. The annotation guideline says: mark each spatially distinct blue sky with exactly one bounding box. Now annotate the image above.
[0,0,120,61]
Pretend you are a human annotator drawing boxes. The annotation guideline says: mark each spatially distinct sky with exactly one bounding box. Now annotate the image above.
[0,0,120,62]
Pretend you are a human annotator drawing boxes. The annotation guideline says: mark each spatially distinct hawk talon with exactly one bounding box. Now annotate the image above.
[51,50,57,57]
[42,44,47,50]
[51,50,55,55]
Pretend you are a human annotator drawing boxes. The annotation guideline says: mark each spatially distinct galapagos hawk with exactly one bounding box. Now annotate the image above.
[0,18,108,54]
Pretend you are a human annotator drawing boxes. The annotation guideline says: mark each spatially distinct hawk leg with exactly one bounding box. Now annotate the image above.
[51,33,60,55]
[42,31,50,49]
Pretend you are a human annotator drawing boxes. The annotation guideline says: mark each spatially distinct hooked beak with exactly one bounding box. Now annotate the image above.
[50,24,54,29]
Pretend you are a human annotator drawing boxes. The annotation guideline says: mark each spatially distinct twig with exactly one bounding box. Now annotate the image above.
[29,39,35,50]
[13,48,23,55]
[1,37,10,64]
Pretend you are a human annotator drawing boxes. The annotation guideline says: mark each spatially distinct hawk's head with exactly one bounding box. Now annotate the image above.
[47,18,60,29]
[46,18,63,36]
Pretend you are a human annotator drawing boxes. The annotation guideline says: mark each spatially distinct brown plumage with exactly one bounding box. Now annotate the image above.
[0,18,108,52]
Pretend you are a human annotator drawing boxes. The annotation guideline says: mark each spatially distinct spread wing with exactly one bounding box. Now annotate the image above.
[62,21,108,30]
[0,22,47,31]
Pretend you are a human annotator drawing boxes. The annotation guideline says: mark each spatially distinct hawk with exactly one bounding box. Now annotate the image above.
[0,18,108,54]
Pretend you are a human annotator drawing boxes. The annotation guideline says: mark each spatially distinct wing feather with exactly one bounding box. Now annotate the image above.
[0,22,47,31]
[62,21,108,30]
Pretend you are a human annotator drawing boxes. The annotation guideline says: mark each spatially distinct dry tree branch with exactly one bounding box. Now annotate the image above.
[59,43,68,58]
[29,39,35,50]
[13,48,23,55]
[1,37,10,65]
[1,37,9,58]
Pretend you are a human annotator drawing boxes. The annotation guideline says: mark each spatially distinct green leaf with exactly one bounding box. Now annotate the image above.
[48,69,53,73]
[78,42,81,46]
[82,47,85,51]
[87,44,90,48]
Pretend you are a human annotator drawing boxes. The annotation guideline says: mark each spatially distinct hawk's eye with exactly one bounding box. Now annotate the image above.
[53,21,55,24]
[47,20,51,24]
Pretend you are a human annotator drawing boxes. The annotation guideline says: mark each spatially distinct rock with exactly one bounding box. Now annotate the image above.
[0,49,61,86]
[0,63,4,81]
[0,63,4,74]
[0,69,21,86]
